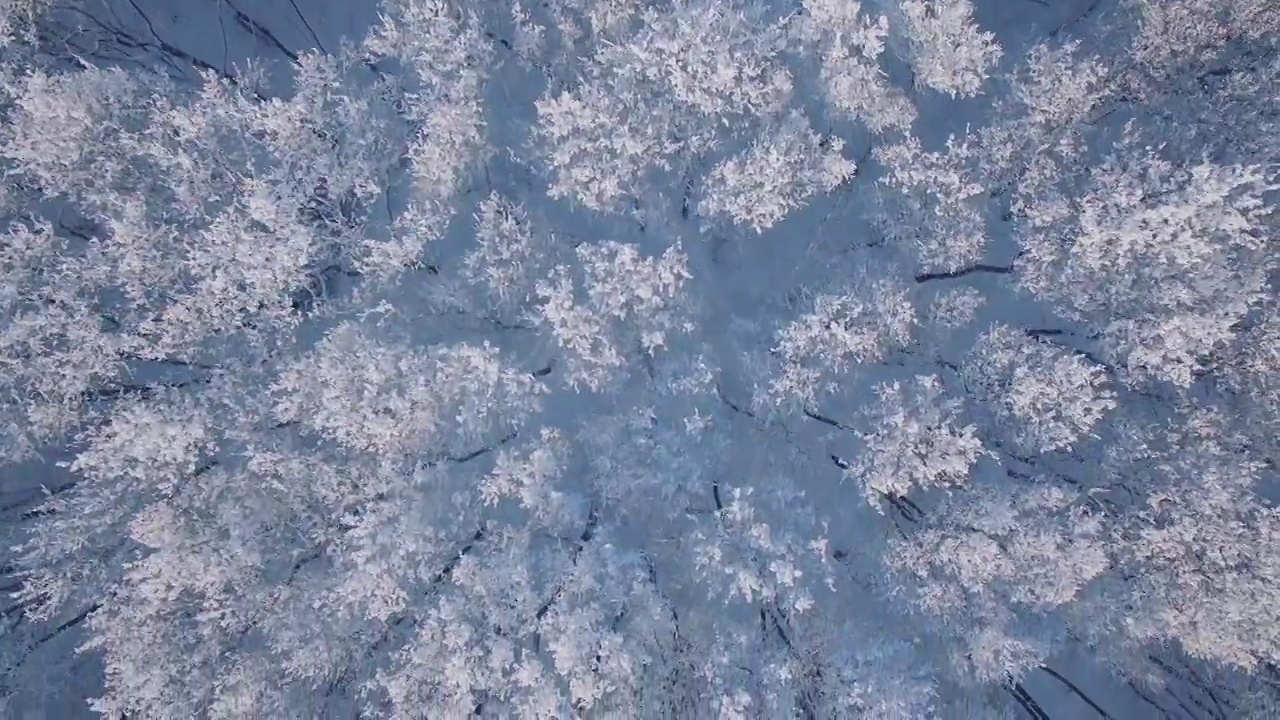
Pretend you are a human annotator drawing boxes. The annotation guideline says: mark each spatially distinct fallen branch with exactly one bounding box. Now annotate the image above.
[802,406,854,433]
[1039,665,1115,719]
[1006,681,1049,720]
[915,262,1016,283]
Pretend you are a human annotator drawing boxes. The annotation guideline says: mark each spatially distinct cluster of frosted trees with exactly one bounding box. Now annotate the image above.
[0,0,1276,716]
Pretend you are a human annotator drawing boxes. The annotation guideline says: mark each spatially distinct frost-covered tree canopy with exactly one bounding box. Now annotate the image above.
[0,0,1276,717]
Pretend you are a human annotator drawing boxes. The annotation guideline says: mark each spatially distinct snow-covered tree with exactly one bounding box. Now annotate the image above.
[2,0,1277,716]
[535,240,691,390]
[964,324,1116,453]
[894,0,1002,98]
[1016,144,1276,388]
[847,374,988,509]
[700,110,855,232]
[790,0,917,133]
[889,483,1110,683]
[766,273,916,406]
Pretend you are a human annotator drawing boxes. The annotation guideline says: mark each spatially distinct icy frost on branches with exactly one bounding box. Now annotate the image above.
[271,323,542,458]
[791,0,916,132]
[3,0,1278,715]
[896,0,1002,97]
[768,275,916,405]
[1017,153,1277,387]
[700,111,856,232]
[848,375,987,509]
[964,325,1116,453]
[890,484,1110,682]
[535,241,691,390]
